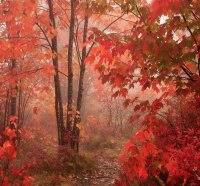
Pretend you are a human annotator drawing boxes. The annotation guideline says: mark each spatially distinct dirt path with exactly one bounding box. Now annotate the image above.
[72,155,120,186]
[31,138,126,186]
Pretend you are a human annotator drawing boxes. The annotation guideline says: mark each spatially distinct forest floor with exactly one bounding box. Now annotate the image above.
[30,136,127,186]
[71,147,121,186]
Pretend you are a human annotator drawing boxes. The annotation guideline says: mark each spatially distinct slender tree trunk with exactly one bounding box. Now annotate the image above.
[3,90,9,128]
[48,0,65,145]
[76,15,89,111]
[10,60,17,117]
[70,10,89,151]
[108,105,112,127]
[67,0,76,131]
[4,1,18,123]
[119,111,123,134]
[7,96,10,126]
[17,82,22,127]
[16,83,22,144]
[75,15,89,123]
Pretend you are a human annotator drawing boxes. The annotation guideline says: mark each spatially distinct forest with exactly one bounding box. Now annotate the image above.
[0,0,199,185]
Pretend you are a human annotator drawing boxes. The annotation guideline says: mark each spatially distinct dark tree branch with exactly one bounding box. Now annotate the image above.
[182,14,197,45]
[86,13,125,57]
[181,65,194,81]
[35,23,53,49]
[58,70,68,77]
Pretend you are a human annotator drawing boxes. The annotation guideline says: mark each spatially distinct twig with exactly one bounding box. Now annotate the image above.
[35,23,52,49]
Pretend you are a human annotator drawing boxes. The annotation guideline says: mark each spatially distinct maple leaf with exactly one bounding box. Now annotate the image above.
[121,88,128,97]
[2,177,11,186]
[22,176,32,186]
[3,141,16,160]
[0,147,4,158]
[134,104,140,112]
[84,55,95,63]
[11,167,21,177]
[114,76,123,86]
[9,115,17,123]
[138,167,148,179]
[3,127,16,139]
[135,131,146,143]
[150,0,181,22]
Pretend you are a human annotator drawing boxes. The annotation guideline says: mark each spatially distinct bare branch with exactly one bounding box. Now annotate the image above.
[35,23,52,49]
[58,70,68,77]
[86,13,125,57]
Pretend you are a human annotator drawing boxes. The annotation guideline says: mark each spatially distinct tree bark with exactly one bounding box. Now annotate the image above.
[70,10,89,151]
[3,90,9,128]
[17,81,22,127]
[48,0,65,145]
[67,0,76,131]
[75,15,89,123]
[10,59,17,116]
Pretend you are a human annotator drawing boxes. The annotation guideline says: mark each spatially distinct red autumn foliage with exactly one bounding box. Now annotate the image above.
[116,119,200,185]
[0,117,31,185]
[86,0,200,185]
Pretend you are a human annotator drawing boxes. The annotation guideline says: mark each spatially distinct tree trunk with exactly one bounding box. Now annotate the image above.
[3,90,9,128]
[70,10,89,151]
[75,15,89,123]
[76,16,89,111]
[17,82,22,127]
[10,60,17,117]
[67,0,76,131]
[48,0,65,145]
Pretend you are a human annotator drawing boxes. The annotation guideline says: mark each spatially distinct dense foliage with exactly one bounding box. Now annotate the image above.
[86,0,200,185]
